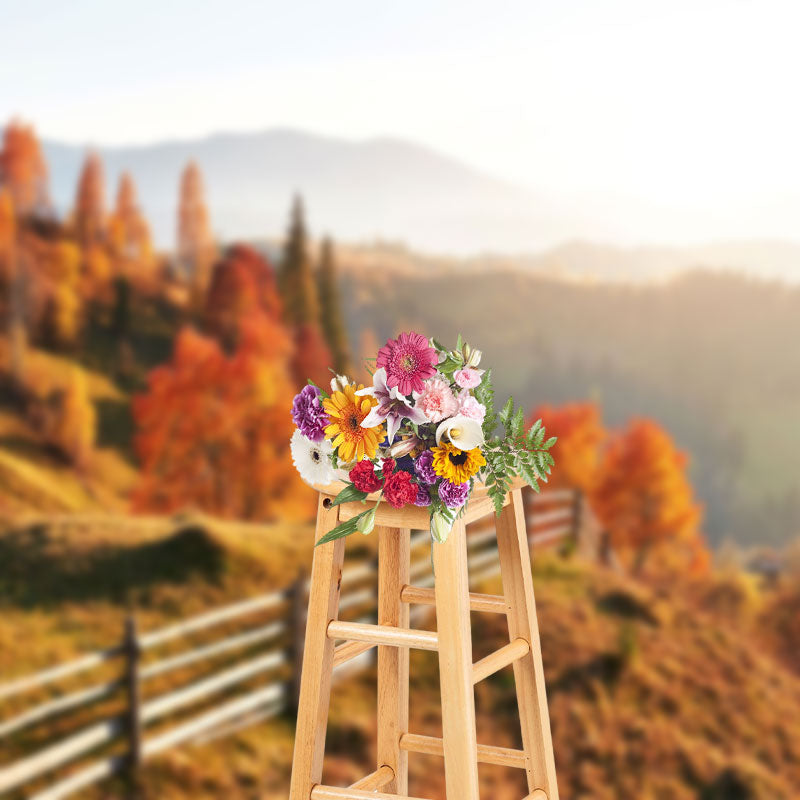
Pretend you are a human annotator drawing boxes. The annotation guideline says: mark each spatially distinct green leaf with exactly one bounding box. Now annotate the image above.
[511,407,525,439]
[544,436,558,449]
[315,512,369,546]
[307,378,329,399]
[330,484,369,507]
[499,397,514,427]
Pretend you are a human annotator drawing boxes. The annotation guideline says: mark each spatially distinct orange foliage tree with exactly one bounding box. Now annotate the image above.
[0,120,49,215]
[177,161,216,291]
[529,402,606,491]
[109,172,153,271]
[74,152,107,247]
[590,418,705,574]
[0,187,15,284]
[132,317,309,520]
[204,244,282,349]
[49,368,96,468]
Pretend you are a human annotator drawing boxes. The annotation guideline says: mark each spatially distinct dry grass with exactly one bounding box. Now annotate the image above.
[1,517,799,800]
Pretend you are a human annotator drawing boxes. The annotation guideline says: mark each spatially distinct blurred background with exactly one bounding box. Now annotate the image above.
[1,1,799,798]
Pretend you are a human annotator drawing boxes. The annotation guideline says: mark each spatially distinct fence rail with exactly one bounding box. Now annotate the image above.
[0,487,591,800]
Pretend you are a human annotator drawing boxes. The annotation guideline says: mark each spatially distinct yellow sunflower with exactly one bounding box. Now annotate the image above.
[431,442,486,484]
[323,383,383,462]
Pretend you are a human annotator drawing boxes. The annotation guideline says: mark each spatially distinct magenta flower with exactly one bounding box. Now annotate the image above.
[414,449,438,485]
[413,484,432,507]
[438,479,470,509]
[376,331,438,395]
[291,384,329,442]
[356,367,427,444]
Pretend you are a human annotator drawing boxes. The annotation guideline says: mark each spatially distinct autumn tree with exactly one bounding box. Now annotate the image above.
[590,418,704,574]
[529,402,606,491]
[40,241,82,347]
[48,368,96,469]
[278,196,330,386]
[74,152,107,247]
[0,187,26,381]
[204,244,282,350]
[132,318,309,520]
[317,236,350,374]
[0,187,15,286]
[0,120,49,215]
[109,172,153,270]
[177,161,215,291]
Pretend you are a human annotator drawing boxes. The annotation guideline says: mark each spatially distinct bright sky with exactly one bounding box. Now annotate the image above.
[2,0,800,244]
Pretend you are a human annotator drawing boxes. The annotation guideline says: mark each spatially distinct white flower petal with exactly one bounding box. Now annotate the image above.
[290,429,335,486]
[360,406,386,429]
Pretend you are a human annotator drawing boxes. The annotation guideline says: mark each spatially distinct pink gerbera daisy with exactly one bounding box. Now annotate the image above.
[376,332,438,395]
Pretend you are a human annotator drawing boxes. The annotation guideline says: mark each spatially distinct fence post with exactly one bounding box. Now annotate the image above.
[570,489,584,556]
[289,569,307,714]
[124,613,143,795]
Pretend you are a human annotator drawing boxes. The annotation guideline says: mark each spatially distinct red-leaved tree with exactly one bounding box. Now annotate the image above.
[529,402,606,491]
[132,317,310,520]
[590,418,706,574]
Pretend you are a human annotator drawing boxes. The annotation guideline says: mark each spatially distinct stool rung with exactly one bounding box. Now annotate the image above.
[472,637,530,684]
[400,585,508,614]
[311,786,431,800]
[327,620,438,651]
[399,732,527,769]
[524,791,548,800]
[349,765,394,790]
[333,639,375,668]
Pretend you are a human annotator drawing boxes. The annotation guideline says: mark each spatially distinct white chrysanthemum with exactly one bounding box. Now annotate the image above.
[290,429,335,486]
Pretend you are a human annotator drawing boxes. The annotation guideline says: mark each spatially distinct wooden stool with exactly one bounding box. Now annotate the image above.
[289,480,559,800]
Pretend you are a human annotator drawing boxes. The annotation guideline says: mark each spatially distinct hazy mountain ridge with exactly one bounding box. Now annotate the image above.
[35,127,800,280]
[42,128,565,254]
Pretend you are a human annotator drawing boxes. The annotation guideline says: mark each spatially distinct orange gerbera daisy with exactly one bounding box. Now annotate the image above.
[323,383,383,462]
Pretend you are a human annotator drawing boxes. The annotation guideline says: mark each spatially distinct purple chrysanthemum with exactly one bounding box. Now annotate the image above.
[414,450,437,485]
[291,384,329,443]
[438,479,470,509]
[413,484,432,507]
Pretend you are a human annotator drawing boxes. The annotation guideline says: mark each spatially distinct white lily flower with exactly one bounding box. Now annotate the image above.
[330,374,350,393]
[355,367,427,444]
[435,415,485,450]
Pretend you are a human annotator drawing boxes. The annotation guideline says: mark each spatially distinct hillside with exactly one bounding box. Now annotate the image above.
[0,517,798,799]
[338,265,800,547]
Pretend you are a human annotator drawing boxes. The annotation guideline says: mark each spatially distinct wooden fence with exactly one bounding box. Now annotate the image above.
[0,488,590,800]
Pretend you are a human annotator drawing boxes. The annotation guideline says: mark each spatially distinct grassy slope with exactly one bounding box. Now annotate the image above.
[1,518,798,800]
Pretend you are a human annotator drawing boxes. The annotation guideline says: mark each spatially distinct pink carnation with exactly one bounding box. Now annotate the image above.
[416,377,458,422]
[454,367,484,389]
[457,392,486,424]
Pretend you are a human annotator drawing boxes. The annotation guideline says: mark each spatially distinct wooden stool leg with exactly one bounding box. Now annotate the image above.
[433,519,480,800]
[377,526,410,793]
[496,489,560,800]
[289,497,346,800]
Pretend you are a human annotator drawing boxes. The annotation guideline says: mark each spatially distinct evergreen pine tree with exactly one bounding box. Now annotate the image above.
[279,195,320,326]
[317,236,350,374]
[278,196,331,386]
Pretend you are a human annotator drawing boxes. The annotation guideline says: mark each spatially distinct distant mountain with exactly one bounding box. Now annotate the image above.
[42,129,573,254]
[37,128,800,279]
[516,239,800,283]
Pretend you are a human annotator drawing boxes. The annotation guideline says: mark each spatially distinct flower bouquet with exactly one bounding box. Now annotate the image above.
[290,332,556,545]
